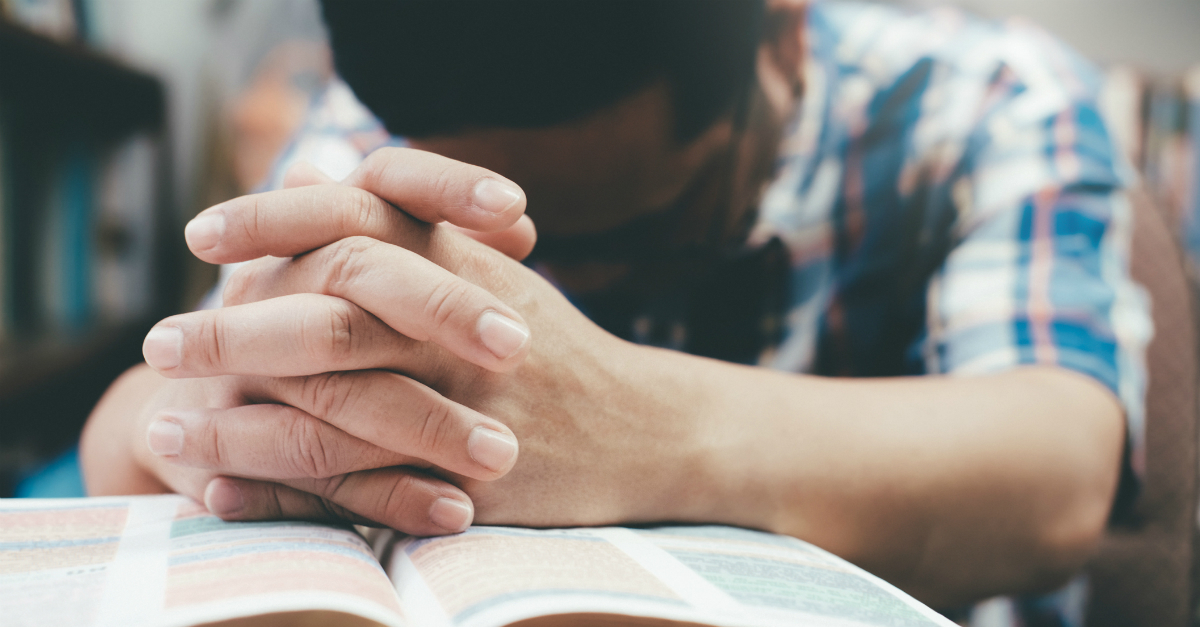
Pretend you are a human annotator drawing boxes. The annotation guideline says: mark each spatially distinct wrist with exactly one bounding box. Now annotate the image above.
[620,349,817,535]
[608,344,744,527]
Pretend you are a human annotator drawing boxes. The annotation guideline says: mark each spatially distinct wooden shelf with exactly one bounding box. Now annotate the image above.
[0,321,152,463]
[0,19,164,137]
[0,19,175,494]
[0,321,151,400]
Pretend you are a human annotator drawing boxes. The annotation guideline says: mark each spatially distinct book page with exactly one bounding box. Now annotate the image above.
[386,526,956,627]
[631,526,953,627]
[1,495,404,627]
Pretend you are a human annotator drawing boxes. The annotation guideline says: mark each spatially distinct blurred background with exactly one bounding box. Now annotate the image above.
[0,0,1197,498]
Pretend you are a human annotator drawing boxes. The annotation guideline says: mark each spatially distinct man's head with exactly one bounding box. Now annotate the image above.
[320,0,805,279]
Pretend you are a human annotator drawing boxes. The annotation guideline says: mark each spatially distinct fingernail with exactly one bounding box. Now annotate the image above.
[429,498,472,533]
[204,478,244,517]
[147,419,184,456]
[185,211,225,251]
[473,179,522,215]
[143,326,183,370]
[468,427,519,473]
[477,311,529,360]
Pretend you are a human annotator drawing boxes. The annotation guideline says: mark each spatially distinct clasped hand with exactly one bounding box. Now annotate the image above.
[119,148,691,535]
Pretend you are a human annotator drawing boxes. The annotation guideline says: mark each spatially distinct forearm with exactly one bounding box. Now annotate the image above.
[627,347,1124,606]
[79,364,172,496]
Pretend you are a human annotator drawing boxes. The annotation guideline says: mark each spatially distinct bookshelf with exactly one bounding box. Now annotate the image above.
[0,18,175,496]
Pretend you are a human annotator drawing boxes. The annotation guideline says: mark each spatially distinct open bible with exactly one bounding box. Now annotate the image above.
[2,495,954,627]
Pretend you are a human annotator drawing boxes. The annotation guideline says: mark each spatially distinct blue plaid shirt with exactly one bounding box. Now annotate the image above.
[750,2,1150,459]
[247,3,1152,624]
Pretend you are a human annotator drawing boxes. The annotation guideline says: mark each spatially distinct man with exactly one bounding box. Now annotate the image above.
[80,0,1150,616]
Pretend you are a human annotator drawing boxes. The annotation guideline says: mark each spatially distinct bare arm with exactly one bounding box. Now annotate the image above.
[619,349,1123,606]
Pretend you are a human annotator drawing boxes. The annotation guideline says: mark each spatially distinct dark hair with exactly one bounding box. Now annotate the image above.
[319,0,765,142]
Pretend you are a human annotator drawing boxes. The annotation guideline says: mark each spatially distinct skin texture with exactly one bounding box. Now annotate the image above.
[80,0,1126,608]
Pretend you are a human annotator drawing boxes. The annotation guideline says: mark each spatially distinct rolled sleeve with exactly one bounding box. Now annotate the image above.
[915,24,1153,477]
[922,166,1152,480]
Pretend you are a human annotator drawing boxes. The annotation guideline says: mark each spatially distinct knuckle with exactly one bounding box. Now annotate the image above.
[320,236,374,294]
[197,313,229,371]
[310,475,361,519]
[300,372,354,420]
[338,188,384,236]
[242,195,267,245]
[376,473,422,526]
[421,278,474,336]
[204,415,226,468]
[300,299,358,366]
[316,497,357,523]
[416,397,458,454]
[261,484,286,519]
[285,418,338,478]
[428,168,459,206]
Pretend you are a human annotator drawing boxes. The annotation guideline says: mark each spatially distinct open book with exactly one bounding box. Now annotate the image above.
[2,495,954,627]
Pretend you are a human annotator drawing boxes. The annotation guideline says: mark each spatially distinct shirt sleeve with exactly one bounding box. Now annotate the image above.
[918,34,1153,478]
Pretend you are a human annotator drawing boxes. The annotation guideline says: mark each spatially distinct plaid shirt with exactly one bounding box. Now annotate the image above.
[248,3,1152,625]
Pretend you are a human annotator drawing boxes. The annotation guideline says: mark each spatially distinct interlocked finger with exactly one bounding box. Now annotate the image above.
[203,468,475,536]
[146,404,414,480]
[221,236,532,371]
[186,147,527,266]
[142,293,438,380]
[281,159,538,260]
[240,369,519,482]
